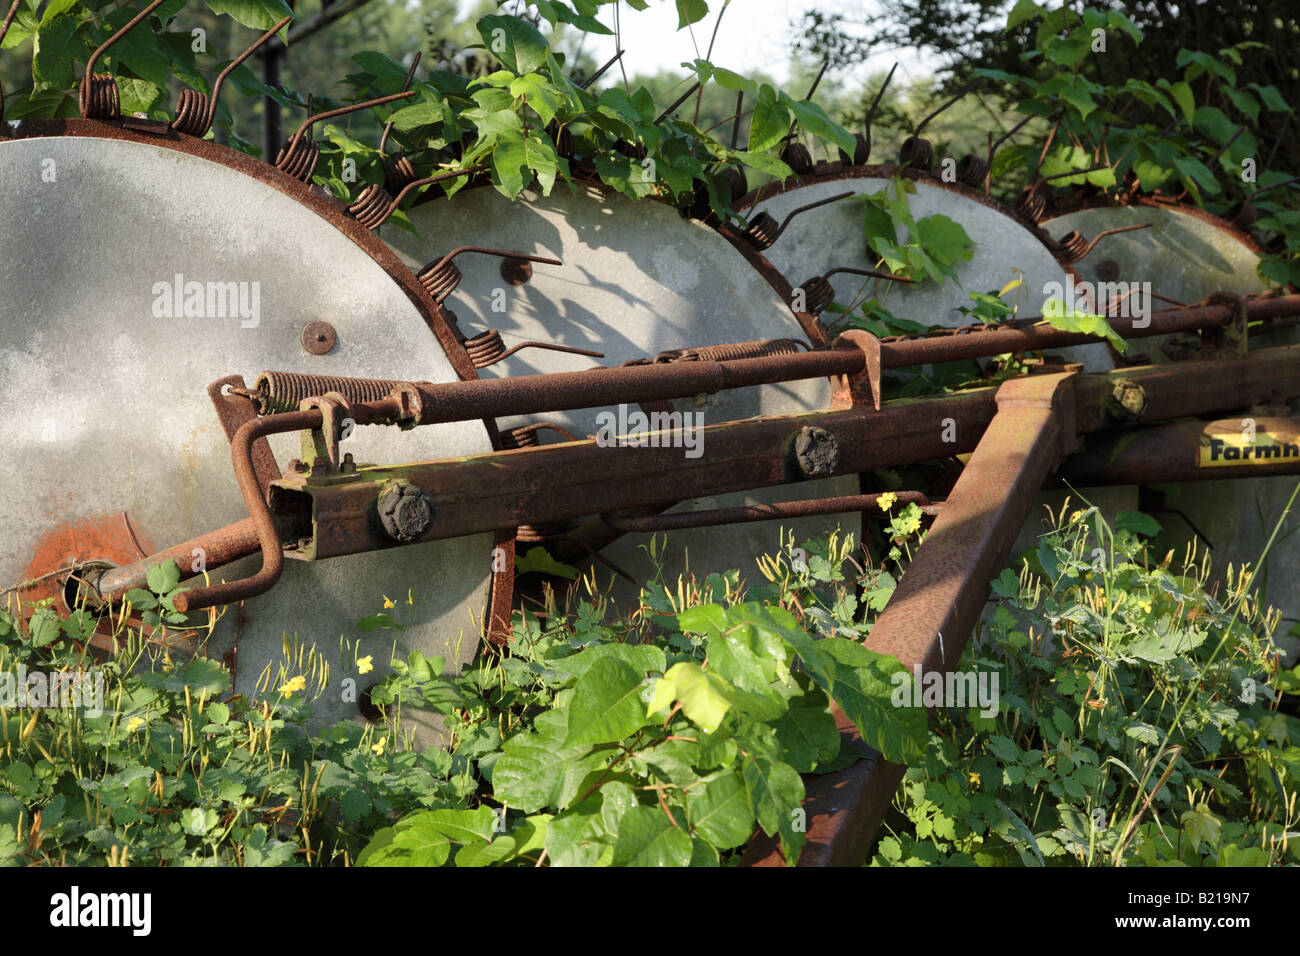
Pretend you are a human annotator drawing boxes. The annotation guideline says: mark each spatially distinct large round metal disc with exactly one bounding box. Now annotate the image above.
[739,166,1113,371]
[381,182,860,586]
[0,122,494,743]
[1045,199,1299,659]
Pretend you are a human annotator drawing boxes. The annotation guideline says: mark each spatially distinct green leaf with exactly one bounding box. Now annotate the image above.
[748,85,788,152]
[28,608,61,647]
[146,560,182,595]
[687,769,754,849]
[742,755,805,864]
[455,836,516,866]
[1115,511,1162,537]
[39,0,77,27]
[1248,83,1290,114]
[490,128,529,199]
[781,93,855,156]
[674,0,708,30]
[1007,0,1041,29]
[771,687,840,772]
[493,711,608,811]
[514,545,579,579]
[202,0,292,32]
[545,803,608,866]
[477,14,549,75]
[661,661,732,734]
[1041,296,1128,353]
[612,805,692,866]
[996,798,1045,866]
[817,638,928,764]
[563,654,652,747]
[32,15,83,91]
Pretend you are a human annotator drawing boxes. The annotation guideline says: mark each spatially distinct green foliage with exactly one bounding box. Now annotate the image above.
[874,502,1300,867]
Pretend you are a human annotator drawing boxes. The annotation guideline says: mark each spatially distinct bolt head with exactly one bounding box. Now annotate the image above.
[377,482,435,542]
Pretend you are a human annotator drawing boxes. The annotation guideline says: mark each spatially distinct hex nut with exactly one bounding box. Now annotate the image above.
[794,426,840,478]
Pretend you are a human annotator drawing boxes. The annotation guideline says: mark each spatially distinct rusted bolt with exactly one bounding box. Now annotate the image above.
[1107,380,1147,422]
[794,426,840,478]
[500,258,532,285]
[1096,259,1120,282]
[377,482,435,542]
[341,452,356,474]
[286,459,307,474]
[302,321,337,355]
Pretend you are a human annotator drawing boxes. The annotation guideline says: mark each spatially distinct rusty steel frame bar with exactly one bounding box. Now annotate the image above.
[101,342,1300,616]
[746,371,1080,866]
[1059,416,1300,486]
[601,493,939,533]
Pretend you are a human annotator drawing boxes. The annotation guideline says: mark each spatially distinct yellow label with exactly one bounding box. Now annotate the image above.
[1198,424,1300,468]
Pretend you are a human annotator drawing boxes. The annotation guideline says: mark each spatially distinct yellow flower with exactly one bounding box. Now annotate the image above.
[1068,509,1087,524]
[968,771,981,787]
[371,737,387,756]
[357,656,374,675]
[877,491,898,512]
[125,716,144,733]
[278,675,307,697]
[382,596,395,609]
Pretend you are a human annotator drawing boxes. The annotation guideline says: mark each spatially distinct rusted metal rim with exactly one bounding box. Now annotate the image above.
[1041,193,1268,256]
[734,161,1086,278]
[2,117,516,640]
[406,166,827,344]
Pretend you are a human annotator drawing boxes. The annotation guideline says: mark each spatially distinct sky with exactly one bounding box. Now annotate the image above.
[457,1,937,89]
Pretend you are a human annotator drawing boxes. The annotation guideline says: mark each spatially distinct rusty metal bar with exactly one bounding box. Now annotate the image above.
[1059,416,1300,486]
[745,371,1079,866]
[601,493,939,533]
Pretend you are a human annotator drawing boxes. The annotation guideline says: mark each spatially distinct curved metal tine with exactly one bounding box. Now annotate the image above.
[282,88,417,156]
[760,190,855,243]
[864,62,897,132]
[485,341,605,365]
[0,0,20,48]
[429,245,563,273]
[1250,173,1300,199]
[184,14,292,135]
[986,111,1035,167]
[387,164,487,209]
[1076,222,1152,260]
[913,78,977,135]
[377,51,421,156]
[83,0,169,96]
[730,90,744,148]
[784,57,830,142]
[654,80,701,125]
[822,266,915,283]
[579,48,623,89]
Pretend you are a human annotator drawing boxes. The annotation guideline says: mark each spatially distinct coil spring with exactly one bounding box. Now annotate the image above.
[349,183,396,231]
[1015,188,1046,223]
[252,371,405,415]
[80,74,120,120]
[780,142,813,175]
[516,521,572,543]
[418,257,462,303]
[502,426,541,449]
[837,132,870,167]
[383,154,418,194]
[798,275,835,315]
[715,165,749,205]
[275,137,321,183]
[464,329,508,368]
[1228,200,1258,229]
[956,153,989,188]
[656,338,802,363]
[744,212,780,250]
[1056,229,1089,263]
[898,136,933,170]
[171,88,214,137]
